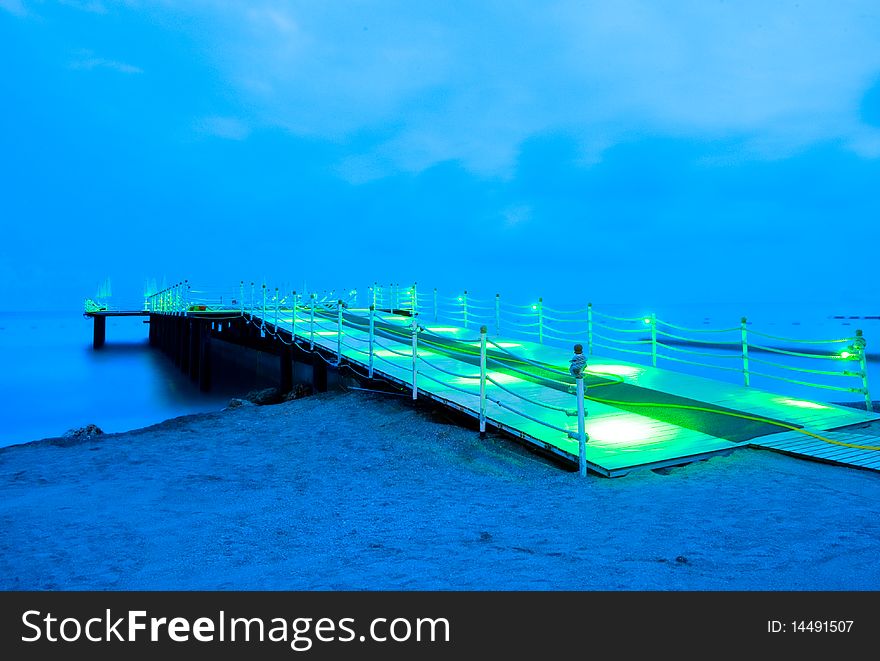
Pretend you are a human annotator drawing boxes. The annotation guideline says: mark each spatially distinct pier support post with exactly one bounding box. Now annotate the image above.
[198,321,211,392]
[189,320,200,382]
[92,315,106,349]
[179,317,190,374]
[313,356,327,393]
[280,345,293,393]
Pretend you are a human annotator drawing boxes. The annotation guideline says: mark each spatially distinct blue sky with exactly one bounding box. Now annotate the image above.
[2,0,879,311]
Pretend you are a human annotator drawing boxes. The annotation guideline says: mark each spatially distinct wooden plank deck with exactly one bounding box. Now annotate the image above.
[249,307,880,476]
[748,430,880,471]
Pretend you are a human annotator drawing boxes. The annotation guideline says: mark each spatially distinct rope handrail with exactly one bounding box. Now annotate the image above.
[657,342,742,359]
[417,353,481,380]
[542,304,589,315]
[592,341,652,357]
[465,303,496,312]
[655,328,741,345]
[338,338,370,355]
[486,375,576,414]
[542,314,586,324]
[489,398,573,436]
[418,327,485,344]
[749,370,860,393]
[497,307,542,319]
[745,328,854,345]
[590,309,645,322]
[486,355,573,387]
[485,339,573,378]
[659,354,744,373]
[371,351,411,371]
[655,319,740,333]
[748,343,840,360]
[502,319,541,329]
[591,331,651,346]
[541,330,585,343]
[418,369,481,397]
[748,355,856,378]
[371,338,414,358]
[591,321,646,334]
[498,301,539,310]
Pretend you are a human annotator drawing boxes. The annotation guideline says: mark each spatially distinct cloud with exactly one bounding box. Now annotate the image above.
[96,1,880,176]
[59,0,107,13]
[69,55,143,74]
[0,0,26,16]
[198,116,251,141]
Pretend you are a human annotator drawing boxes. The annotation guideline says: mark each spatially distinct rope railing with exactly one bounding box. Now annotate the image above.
[141,282,873,415]
[655,328,741,345]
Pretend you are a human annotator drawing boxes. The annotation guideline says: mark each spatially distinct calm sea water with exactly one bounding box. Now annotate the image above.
[0,302,876,449]
[0,311,237,449]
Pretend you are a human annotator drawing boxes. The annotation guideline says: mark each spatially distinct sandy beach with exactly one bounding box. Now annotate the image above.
[2,390,879,591]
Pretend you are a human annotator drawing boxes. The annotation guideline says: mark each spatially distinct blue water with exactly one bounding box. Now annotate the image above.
[0,312,236,448]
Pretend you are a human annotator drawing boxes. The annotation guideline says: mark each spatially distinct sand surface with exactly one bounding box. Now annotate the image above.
[2,391,879,590]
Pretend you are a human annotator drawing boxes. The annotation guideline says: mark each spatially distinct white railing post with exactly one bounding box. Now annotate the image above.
[412,282,418,316]
[250,282,255,317]
[538,297,544,344]
[372,282,378,308]
[239,281,244,316]
[291,291,297,341]
[309,294,316,350]
[411,314,419,400]
[741,317,750,387]
[570,343,588,478]
[261,284,267,332]
[495,294,500,336]
[337,299,343,364]
[855,330,872,412]
[650,312,657,367]
[587,303,593,356]
[368,304,375,379]
[433,288,438,322]
[480,325,487,438]
[274,287,280,335]
[183,280,189,313]
[463,290,469,329]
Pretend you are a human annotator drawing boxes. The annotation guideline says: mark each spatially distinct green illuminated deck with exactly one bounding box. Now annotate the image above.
[253,308,879,476]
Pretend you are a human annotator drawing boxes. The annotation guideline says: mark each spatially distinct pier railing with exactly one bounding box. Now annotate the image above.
[139,279,873,472]
[361,285,871,412]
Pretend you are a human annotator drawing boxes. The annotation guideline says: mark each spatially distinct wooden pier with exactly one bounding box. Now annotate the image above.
[85,285,880,477]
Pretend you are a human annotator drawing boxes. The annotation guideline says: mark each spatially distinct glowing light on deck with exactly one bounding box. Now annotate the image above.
[586,418,656,446]
[375,349,408,358]
[643,317,651,325]
[467,341,522,348]
[426,327,460,333]
[586,364,641,378]
[315,331,338,336]
[839,351,852,359]
[777,398,830,410]
[487,372,521,384]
